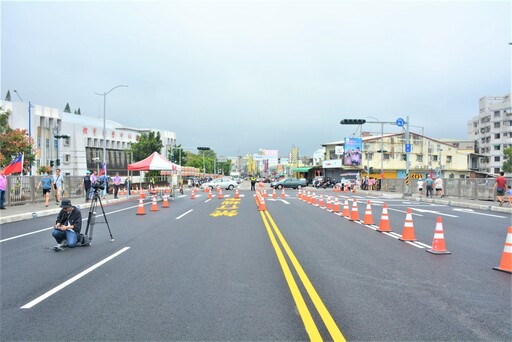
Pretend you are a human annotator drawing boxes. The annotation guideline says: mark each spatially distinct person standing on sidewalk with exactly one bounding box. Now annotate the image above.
[425,175,434,198]
[417,178,424,197]
[113,172,121,199]
[83,170,91,202]
[37,172,53,207]
[53,169,64,204]
[494,171,507,206]
[0,169,6,209]
[435,176,444,198]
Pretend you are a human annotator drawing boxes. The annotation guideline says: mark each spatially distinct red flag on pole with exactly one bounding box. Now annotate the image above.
[3,154,24,175]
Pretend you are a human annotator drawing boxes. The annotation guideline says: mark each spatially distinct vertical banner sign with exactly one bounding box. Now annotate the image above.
[343,138,363,166]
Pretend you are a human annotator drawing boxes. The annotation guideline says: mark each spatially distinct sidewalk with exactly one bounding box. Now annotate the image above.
[0,194,140,225]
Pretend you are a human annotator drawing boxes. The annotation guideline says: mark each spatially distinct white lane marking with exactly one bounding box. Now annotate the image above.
[1,203,142,243]
[387,208,424,216]
[453,208,507,218]
[204,199,212,203]
[410,208,458,217]
[414,241,432,249]
[383,232,400,239]
[21,247,130,309]
[405,241,424,249]
[176,209,193,220]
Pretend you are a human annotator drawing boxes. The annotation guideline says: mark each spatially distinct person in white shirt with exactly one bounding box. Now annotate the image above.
[417,178,424,197]
[435,176,444,198]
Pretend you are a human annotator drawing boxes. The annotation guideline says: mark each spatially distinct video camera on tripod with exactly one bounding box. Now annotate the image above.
[85,181,114,244]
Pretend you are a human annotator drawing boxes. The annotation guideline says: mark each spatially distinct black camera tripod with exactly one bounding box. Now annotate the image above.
[85,188,114,243]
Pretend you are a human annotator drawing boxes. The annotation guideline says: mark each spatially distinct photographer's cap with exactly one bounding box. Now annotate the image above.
[60,199,73,208]
[86,170,91,174]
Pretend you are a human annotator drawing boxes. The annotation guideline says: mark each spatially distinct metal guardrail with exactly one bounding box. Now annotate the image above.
[381,177,511,201]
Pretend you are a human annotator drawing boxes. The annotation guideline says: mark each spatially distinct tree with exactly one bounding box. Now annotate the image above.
[64,103,71,113]
[77,107,81,115]
[503,146,512,173]
[169,144,188,165]
[5,90,11,101]
[0,106,36,171]
[129,131,164,179]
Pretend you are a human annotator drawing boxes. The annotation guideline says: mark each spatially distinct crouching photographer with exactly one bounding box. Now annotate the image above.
[52,199,82,251]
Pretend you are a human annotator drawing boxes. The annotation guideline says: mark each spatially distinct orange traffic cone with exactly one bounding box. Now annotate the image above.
[426,217,450,254]
[216,185,220,193]
[218,189,224,199]
[259,196,267,211]
[191,188,196,199]
[235,188,240,199]
[326,195,333,210]
[399,208,416,241]
[281,188,285,199]
[342,198,350,217]
[493,226,512,273]
[150,195,159,211]
[208,188,213,199]
[298,189,302,199]
[263,189,268,198]
[377,203,392,232]
[318,195,324,208]
[349,198,360,221]
[272,188,277,199]
[363,200,374,225]
[162,194,169,208]
[136,198,146,215]
[332,197,340,213]
[311,192,317,206]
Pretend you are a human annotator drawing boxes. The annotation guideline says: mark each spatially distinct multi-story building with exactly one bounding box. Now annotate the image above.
[1,100,176,176]
[321,132,479,181]
[467,94,512,175]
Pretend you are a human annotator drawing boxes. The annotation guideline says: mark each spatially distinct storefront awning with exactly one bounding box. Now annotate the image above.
[292,167,313,172]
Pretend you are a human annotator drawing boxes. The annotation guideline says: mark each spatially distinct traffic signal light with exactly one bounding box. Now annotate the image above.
[340,119,366,125]
[197,147,210,151]
[56,159,60,166]
[369,167,374,174]
[50,160,54,167]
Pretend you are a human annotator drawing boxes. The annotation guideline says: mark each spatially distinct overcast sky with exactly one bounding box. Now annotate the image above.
[2,0,510,157]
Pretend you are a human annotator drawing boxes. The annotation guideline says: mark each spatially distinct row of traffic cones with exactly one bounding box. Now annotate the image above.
[136,194,170,215]
[255,189,266,211]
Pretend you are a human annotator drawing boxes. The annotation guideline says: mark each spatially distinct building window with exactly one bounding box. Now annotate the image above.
[432,155,438,162]
[495,133,500,139]
[383,154,390,160]
[416,155,423,162]
[64,154,70,164]
[495,156,500,162]
[46,139,50,149]
[446,156,452,163]
[494,122,501,128]
[494,167,501,173]
[64,137,70,146]
[494,110,501,117]
[401,154,406,161]
[494,145,501,151]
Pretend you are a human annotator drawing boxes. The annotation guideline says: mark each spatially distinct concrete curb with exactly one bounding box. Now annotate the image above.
[0,196,139,225]
[415,197,512,213]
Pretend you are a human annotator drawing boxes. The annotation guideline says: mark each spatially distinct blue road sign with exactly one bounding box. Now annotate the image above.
[405,143,411,153]
[396,118,405,127]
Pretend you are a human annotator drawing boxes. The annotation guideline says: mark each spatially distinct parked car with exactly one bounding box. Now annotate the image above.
[201,177,237,190]
[270,177,306,189]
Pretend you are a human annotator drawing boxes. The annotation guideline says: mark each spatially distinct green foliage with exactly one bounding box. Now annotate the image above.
[503,146,512,173]
[0,106,11,134]
[169,144,188,165]
[129,131,163,162]
[64,103,71,113]
[37,165,52,175]
[77,108,81,115]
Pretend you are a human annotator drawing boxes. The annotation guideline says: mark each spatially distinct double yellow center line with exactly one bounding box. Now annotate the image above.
[260,210,346,342]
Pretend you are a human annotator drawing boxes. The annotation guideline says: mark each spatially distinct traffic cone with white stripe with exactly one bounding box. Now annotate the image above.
[363,200,374,225]
[235,187,240,199]
[259,195,267,211]
[281,188,285,199]
[399,208,416,241]
[218,189,224,199]
[426,217,450,254]
[318,194,324,208]
[162,194,169,208]
[326,195,333,210]
[493,226,512,273]
[349,198,360,221]
[208,188,213,199]
[342,198,350,217]
[136,198,146,215]
[150,195,159,212]
[272,188,277,199]
[298,189,302,199]
[311,192,317,206]
[377,203,392,232]
[332,197,340,213]
[191,188,196,199]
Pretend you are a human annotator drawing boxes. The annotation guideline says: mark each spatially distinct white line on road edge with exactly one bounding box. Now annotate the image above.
[20,247,130,309]
[176,209,193,220]
[387,207,424,216]
[452,208,507,218]
[1,204,142,243]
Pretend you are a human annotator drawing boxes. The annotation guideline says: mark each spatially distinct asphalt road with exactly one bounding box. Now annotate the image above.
[1,188,511,341]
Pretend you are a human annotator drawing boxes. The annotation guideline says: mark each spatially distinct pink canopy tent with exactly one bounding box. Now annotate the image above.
[128,152,181,171]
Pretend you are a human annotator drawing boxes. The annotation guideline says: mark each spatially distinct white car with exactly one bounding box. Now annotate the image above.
[201,177,238,190]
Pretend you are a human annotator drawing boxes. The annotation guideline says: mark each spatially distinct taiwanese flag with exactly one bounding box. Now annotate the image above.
[98,162,107,176]
[4,154,24,175]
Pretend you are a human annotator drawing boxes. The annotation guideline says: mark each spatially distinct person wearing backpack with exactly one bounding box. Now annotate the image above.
[37,172,53,207]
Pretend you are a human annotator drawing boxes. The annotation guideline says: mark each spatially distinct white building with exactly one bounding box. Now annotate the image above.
[1,100,176,176]
[467,94,512,175]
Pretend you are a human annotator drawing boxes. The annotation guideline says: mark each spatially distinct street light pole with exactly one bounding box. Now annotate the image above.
[13,90,34,175]
[95,85,128,175]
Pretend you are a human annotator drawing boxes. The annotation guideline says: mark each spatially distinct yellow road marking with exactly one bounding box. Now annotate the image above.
[263,210,346,342]
[260,211,323,341]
